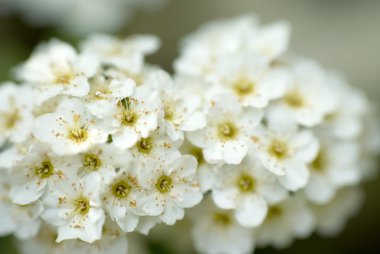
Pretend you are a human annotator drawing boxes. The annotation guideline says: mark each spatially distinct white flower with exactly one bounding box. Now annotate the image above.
[17,223,71,254]
[83,218,128,254]
[267,57,339,127]
[137,155,203,225]
[82,71,135,118]
[17,40,96,104]
[210,52,291,108]
[174,15,290,78]
[304,134,361,204]
[179,141,217,193]
[18,220,128,254]
[318,74,369,140]
[0,141,31,172]
[190,199,255,254]
[42,173,105,243]
[127,125,181,161]
[173,76,216,108]
[0,83,35,146]
[247,21,290,60]
[255,195,315,249]
[81,34,159,72]
[33,98,108,155]
[0,171,43,240]
[0,171,17,237]
[106,85,161,149]
[0,14,378,253]
[174,15,258,78]
[32,95,65,117]
[152,71,207,141]
[188,94,263,164]
[312,187,363,237]
[77,144,122,178]
[10,144,81,205]
[211,154,288,227]
[101,161,142,233]
[252,121,318,191]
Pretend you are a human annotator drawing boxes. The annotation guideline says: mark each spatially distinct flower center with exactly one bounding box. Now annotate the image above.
[137,137,153,154]
[122,110,138,126]
[164,103,175,121]
[268,139,289,160]
[120,98,139,126]
[1,109,21,130]
[267,205,283,220]
[233,78,255,96]
[82,153,102,171]
[214,212,232,226]
[74,197,90,215]
[35,161,54,179]
[68,128,88,143]
[112,180,131,199]
[156,175,173,193]
[89,76,112,100]
[311,150,326,171]
[217,121,238,141]
[284,90,304,108]
[237,173,255,192]
[55,71,75,85]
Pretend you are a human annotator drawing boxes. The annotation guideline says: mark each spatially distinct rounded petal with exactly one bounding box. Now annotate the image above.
[235,195,268,227]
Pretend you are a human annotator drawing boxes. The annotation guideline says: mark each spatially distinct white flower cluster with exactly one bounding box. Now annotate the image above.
[3,0,168,35]
[0,16,379,254]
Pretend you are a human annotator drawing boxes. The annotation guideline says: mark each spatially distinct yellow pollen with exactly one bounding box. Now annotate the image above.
[268,139,289,160]
[233,78,255,96]
[164,104,175,121]
[1,110,21,130]
[237,173,255,192]
[137,137,153,154]
[156,175,173,193]
[68,128,88,143]
[217,121,238,141]
[284,90,304,108]
[74,197,90,215]
[112,180,131,199]
[35,161,54,178]
[83,153,102,171]
[55,72,74,85]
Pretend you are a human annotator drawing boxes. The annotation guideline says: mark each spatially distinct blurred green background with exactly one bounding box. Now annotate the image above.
[0,0,379,253]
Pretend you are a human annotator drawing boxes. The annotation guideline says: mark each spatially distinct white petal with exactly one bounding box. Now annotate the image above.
[10,180,46,205]
[279,162,310,191]
[160,200,184,225]
[235,195,268,227]
[223,141,248,164]
[305,173,336,204]
[212,188,239,209]
[116,212,139,232]
[113,128,139,149]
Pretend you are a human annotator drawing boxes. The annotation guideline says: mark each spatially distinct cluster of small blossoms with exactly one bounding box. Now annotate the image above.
[2,0,168,35]
[0,15,379,254]
[174,16,380,254]
[0,34,205,253]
